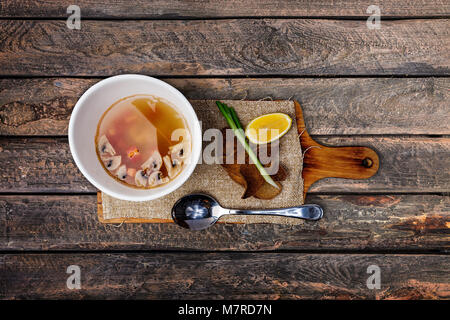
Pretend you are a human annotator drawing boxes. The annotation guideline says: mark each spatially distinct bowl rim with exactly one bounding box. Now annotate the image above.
[68,74,202,201]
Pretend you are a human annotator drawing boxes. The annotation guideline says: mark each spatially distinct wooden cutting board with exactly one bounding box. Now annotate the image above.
[294,101,379,200]
[97,100,379,222]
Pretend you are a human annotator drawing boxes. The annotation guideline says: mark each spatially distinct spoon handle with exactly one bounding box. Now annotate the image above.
[228,204,323,221]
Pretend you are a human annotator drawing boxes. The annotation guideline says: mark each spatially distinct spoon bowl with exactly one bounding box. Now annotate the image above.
[172,194,221,230]
[172,193,323,230]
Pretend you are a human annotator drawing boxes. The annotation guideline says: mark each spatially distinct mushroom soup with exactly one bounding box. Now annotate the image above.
[95,94,191,189]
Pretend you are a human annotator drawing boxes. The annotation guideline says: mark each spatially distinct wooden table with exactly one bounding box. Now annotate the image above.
[0,1,449,300]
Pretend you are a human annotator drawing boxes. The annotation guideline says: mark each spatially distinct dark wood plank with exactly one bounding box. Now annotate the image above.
[0,194,448,251]
[1,78,449,136]
[0,20,448,76]
[310,136,450,193]
[0,253,448,299]
[1,0,449,18]
[1,137,448,193]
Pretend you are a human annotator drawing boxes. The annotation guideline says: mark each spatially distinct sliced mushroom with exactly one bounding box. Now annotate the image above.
[169,140,191,163]
[135,170,148,187]
[102,155,121,171]
[116,164,127,180]
[163,155,182,179]
[98,135,116,156]
[141,150,163,172]
[148,171,169,186]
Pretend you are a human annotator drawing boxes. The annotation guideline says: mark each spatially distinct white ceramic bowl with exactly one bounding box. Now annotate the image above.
[69,74,202,201]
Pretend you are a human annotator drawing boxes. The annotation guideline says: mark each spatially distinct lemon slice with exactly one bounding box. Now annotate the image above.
[245,113,292,144]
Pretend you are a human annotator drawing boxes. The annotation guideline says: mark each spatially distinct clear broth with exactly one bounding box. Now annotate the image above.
[95,94,190,189]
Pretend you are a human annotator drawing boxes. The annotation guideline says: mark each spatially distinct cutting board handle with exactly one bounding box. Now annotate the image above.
[295,101,379,199]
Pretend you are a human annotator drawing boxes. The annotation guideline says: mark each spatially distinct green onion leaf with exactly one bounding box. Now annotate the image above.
[216,101,279,189]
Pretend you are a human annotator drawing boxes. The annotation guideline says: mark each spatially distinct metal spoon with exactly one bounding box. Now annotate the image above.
[171,193,323,230]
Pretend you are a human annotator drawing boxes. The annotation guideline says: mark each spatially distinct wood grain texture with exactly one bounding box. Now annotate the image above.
[0,20,448,76]
[1,137,448,193]
[296,100,379,199]
[0,194,448,251]
[0,1,447,300]
[1,0,449,18]
[0,253,448,299]
[1,78,449,136]
[310,136,450,193]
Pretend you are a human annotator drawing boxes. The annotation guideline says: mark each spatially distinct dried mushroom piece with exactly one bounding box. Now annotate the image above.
[254,181,283,199]
[102,155,121,171]
[98,135,116,156]
[219,128,286,200]
[148,171,169,186]
[169,138,191,163]
[135,170,148,187]
[271,164,287,181]
[239,164,265,199]
[163,155,182,179]
[239,163,286,199]
[116,165,127,180]
[141,150,163,172]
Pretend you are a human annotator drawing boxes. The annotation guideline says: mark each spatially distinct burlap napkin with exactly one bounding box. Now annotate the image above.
[100,100,304,225]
